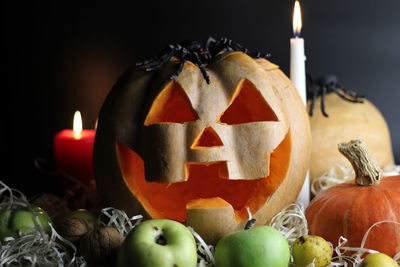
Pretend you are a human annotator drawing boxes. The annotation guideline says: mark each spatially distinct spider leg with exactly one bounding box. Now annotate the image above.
[200,66,210,84]
[232,42,270,58]
[193,51,210,84]
[215,38,245,52]
[211,37,243,55]
[336,83,364,102]
[208,38,225,55]
[216,38,270,58]
[136,44,175,67]
[229,40,249,53]
[327,83,357,102]
[205,36,217,50]
[345,90,358,98]
[210,37,238,55]
[145,47,178,71]
[334,87,364,103]
[308,86,318,116]
[135,55,158,67]
[218,37,228,46]
[320,85,329,117]
[169,49,188,80]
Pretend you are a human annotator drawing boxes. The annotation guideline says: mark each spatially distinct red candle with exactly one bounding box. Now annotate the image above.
[54,111,96,184]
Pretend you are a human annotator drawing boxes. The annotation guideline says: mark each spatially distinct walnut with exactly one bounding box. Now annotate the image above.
[80,226,123,267]
[56,217,94,242]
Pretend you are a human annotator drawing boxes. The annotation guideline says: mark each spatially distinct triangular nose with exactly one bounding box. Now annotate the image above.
[192,127,223,148]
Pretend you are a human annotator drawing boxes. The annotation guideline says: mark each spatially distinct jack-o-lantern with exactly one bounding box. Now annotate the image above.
[94,51,311,244]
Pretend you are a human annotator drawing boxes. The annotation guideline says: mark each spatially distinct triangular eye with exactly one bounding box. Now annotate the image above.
[217,79,278,124]
[144,81,199,126]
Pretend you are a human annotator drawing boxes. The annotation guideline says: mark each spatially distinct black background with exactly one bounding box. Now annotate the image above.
[3,0,400,195]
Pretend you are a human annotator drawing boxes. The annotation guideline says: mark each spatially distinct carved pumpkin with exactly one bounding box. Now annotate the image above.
[94,52,311,244]
[306,140,400,256]
[308,93,394,180]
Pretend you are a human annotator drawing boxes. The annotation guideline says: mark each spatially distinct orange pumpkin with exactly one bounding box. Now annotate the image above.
[94,51,311,243]
[306,140,400,256]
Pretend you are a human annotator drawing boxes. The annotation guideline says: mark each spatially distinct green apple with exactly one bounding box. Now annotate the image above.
[359,253,398,267]
[292,235,333,267]
[214,225,290,267]
[118,219,197,267]
[0,206,52,240]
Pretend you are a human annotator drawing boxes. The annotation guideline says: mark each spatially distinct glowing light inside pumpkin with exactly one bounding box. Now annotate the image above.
[192,127,224,148]
[217,79,279,124]
[73,110,83,139]
[117,130,291,222]
[293,1,302,37]
[144,81,199,126]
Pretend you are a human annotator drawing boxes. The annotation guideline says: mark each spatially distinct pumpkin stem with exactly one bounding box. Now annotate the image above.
[338,140,382,186]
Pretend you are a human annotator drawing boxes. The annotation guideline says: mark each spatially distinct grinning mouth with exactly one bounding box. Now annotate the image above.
[184,161,229,181]
[117,131,291,222]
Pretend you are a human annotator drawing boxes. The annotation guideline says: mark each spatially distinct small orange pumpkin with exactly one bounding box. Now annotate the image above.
[94,51,311,243]
[306,140,400,256]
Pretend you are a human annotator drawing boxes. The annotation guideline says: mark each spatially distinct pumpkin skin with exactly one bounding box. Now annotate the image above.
[94,52,311,244]
[308,93,394,180]
[306,176,400,256]
[306,141,400,257]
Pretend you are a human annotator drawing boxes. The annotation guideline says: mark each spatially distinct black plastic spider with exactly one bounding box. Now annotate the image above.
[135,37,270,84]
[307,74,364,117]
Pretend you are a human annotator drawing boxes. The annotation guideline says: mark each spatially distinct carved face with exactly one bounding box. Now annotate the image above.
[140,78,288,182]
[94,52,310,243]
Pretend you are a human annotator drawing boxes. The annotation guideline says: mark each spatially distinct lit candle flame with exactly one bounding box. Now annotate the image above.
[73,110,83,139]
[293,1,302,37]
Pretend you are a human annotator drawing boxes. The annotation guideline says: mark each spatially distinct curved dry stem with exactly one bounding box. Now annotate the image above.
[338,140,382,186]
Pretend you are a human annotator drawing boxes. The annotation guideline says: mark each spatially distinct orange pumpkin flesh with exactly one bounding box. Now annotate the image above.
[192,127,224,148]
[117,130,291,222]
[144,80,199,126]
[217,79,279,124]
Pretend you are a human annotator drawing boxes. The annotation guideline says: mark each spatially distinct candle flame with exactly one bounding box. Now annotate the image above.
[293,1,302,37]
[73,111,83,139]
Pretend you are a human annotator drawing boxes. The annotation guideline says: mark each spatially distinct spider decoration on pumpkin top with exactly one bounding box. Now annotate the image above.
[307,74,364,117]
[135,37,271,84]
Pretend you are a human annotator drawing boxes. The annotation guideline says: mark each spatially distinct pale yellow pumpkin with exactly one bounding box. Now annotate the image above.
[309,93,394,181]
[94,52,311,243]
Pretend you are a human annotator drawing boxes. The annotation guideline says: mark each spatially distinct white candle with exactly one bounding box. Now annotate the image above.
[290,0,309,207]
[290,1,306,105]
